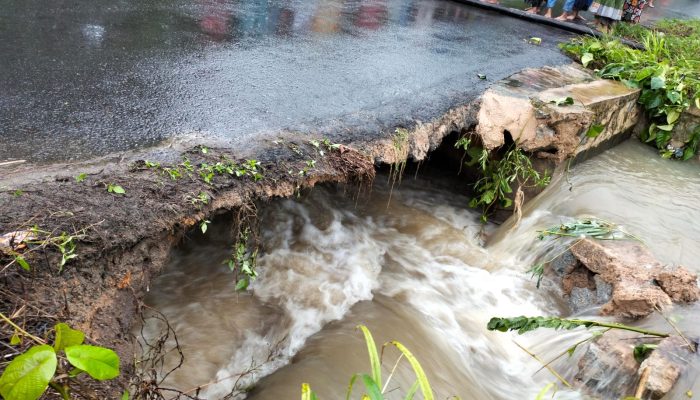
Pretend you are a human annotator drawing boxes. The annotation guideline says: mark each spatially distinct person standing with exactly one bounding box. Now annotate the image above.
[589,0,625,31]
[622,0,649,23]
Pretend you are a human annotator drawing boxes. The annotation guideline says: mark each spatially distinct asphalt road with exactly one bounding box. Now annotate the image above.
[0,0,575,164]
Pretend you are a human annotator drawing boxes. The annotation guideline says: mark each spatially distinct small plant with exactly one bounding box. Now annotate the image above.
[163,167,182,181]
[2,226,87,273]
[321,138,341,152]
[199,220,210,234]
[224,227,258,291]
[12,190,23,197]
[0,316,120,400]
[188,191,210,207]
[106,183,125,195]
[459,141,549,222]
[301,325,435,400]
[549,97,574,107]
[144,160,160,169]
[74,173,87,183]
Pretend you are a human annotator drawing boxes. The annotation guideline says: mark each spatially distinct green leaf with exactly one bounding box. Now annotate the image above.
[75,173,87,183]
[10,332,22,346]
[358,325,382,388]
[65,345,120,381]
[0,345,57,400]
[53,323,85,352]
[666,110,680,124]
[15,256,30,271]
[235,278,249,291]
[581,53,594,67]
[535,383,557,400]
[302,383,318,400]
[359,374,383,400]
[388,341,434,400]
[585,124,605,138]
[633,343,658,363]
[650,76,666,90]
[656,124,674,131]
[121,390,130,400]
[403,380,420,400]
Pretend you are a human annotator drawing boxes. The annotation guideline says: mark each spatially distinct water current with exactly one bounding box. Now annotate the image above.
[141,139,700,399]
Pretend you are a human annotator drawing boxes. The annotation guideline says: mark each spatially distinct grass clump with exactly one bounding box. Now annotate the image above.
[301,325,435,400]
[561,19,700,159]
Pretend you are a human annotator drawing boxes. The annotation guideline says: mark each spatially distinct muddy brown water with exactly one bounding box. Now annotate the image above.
[140,139,700,399]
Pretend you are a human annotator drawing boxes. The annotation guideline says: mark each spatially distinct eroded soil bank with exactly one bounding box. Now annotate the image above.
[0,63,666,397]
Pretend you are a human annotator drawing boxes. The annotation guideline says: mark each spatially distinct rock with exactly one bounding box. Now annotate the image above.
[575,330,642,398]
[639,336,696,399]
[475,64,642,162]
[550,239,699,318]
[657,266,700,303]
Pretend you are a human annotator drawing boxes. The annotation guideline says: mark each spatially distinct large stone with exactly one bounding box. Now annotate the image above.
[551,239,699,318]
[575,330,642,398]
[639,336,696,399]
[475,64,642,162]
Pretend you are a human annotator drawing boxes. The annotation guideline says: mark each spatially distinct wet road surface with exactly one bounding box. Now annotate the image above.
[1,0,574,164]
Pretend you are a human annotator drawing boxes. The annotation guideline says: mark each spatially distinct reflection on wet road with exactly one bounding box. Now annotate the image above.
[1,0,572,163]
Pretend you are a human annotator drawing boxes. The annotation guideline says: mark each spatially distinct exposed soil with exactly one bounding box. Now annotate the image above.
[0,131,383,398]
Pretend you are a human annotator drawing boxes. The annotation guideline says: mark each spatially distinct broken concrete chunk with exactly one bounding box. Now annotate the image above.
[550,239,699,318]
[575,330,642,398]
[475,64,641,162]
[656,266,700,303]
[639,336,695,399]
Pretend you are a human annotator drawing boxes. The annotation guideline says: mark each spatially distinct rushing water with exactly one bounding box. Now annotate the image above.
[141,139,700,399]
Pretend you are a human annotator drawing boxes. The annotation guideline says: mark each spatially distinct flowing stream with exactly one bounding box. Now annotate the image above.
[141,139,700,399]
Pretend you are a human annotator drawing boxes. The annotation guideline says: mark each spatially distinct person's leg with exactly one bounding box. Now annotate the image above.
[544,0,557,16]
[555,0,575,19]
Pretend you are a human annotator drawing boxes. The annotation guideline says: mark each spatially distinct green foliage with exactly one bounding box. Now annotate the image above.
[561,20,700,159]
[12,190,23,197]
[199,220,210,234]
[633,343,658,363]
[64,345,120,380]
[585,124,605,138]
[106,183,125,195]
[225,227,258,291]
[457,140,549,221]
[0,322,120,400]
[487,316,668,337]
[302,325,435,400]
[550,97,574,107]
[536,218,638,241]
[74,173,87,183]
[53,324,84,352]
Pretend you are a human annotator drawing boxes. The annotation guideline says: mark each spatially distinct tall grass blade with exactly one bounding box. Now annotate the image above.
[358,325,382,386]
[360,374,384,400]
[535,383,557,400]
[403,380,420,400]
[302,383,318,400]
[346,374,360,400]
[388,341,434,400]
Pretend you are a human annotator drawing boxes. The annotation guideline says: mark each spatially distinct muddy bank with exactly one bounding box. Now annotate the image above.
[0,62,649,397]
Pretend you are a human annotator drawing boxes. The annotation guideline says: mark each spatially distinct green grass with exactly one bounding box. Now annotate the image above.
[561,19,700,159]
